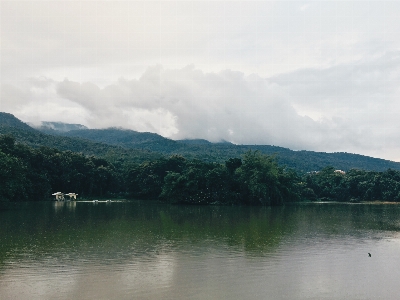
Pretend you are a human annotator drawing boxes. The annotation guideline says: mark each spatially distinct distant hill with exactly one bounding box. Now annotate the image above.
[63,128,170,146]
[1,112,399,172]
[30,121,88,135]
[176,139,212,145]
[29,118,400,173]
[0,112,162,164]
[0,112,37,132]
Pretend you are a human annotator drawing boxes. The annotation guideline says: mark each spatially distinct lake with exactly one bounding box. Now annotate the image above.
[1,200,400,299]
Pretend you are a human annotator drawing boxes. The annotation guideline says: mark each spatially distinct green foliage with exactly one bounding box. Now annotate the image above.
[56,131,400,172]
[3,110,400,205]
[236,151,299,205]
[236,151,275,204]
[301,167,400,202]
[2,112,400,173]
[4,130,400,205]
[225,157,242,174]
[303,167,347,201]
[0,150,27,202]
[0,113,162,166]
[127,155,186,199]
[157,151,300,205]
[160,160,236,204]
[0,134,121,201]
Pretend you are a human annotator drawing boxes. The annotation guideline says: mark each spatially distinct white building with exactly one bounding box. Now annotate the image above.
[334,170,346,175]
[52,192,65,201]
[65,193,78,200]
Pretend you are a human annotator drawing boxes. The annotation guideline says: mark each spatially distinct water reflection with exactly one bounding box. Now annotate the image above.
[53,201,76,212]
[1,202,400,299]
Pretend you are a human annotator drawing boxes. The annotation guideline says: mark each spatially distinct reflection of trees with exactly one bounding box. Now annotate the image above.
[2,202,400,269]
[0,203,292,266]
[157,205,292,252]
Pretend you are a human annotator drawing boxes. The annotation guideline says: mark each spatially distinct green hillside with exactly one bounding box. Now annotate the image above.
[29,116,400,172]
[64,128,173,146]
[3,112,400,205]
[0,113,162,165]
[30,121,88,135]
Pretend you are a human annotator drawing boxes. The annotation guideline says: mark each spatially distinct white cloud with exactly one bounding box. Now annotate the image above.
[0,78,90,126]
[53,60,400,158]
[3,1,398,82]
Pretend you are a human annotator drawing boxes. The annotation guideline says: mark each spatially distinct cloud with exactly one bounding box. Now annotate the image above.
[0,77,90,126]
[53,64,367,151]
[3,1,399,82]
[3,57,400,160]
[2,1,400,160]
[56,57,400,160]
[266,51,400,158]
[56,65,313,146]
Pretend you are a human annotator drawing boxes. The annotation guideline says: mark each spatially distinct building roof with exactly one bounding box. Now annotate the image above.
[52,192,64,195]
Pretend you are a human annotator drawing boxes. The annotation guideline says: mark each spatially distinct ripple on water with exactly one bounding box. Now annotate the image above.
[2,201,400,299]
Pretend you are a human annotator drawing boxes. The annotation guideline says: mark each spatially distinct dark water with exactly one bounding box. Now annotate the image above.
[1,201,400,299]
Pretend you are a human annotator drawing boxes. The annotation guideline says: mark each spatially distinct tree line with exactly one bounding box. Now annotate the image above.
[0,135,121,202]
[2,133,400,205]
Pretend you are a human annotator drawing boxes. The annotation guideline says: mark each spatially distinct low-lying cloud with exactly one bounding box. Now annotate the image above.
[56,65,317,147]
[2,57,400,161]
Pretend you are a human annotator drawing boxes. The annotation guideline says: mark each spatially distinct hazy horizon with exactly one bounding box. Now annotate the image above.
[2,1,400,161]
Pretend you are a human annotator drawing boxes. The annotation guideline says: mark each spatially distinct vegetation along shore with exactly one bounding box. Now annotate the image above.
[2,133,400,206]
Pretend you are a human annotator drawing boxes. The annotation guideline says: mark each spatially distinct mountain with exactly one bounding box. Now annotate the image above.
[0,112,37,132]
[30,119,400,173]
[63,128,170,146]
[176,139,212,145]
[0,112,162,164]
[30,121,88,134]
[2,112,400,172]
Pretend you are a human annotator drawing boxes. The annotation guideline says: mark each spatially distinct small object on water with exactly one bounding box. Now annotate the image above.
[368,253,371,257]
[93,200,99,203]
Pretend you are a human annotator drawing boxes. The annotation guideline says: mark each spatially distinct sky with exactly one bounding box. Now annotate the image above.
[2,1,400,161]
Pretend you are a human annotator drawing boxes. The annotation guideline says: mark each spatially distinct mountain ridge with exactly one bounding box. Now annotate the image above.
[29,121,88,134]
[1,112,399,172]
[0,112,162,164]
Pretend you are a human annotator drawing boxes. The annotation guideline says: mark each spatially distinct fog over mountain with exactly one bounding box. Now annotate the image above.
[30,121,88,133]
[2,1,400,161]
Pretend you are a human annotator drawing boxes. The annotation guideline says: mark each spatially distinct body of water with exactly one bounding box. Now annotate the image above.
[1,200,400,299]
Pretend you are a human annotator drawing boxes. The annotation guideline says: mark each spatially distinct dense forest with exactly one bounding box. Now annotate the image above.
[0,135,122,203]
[2,133,400,205]
[47,127,400,172]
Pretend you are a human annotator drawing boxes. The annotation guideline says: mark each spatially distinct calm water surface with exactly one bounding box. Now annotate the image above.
[1,201,400,299]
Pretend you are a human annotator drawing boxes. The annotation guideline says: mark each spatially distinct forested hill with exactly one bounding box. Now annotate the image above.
[5,112,400,205]
[24,115,400,172]
[62,129,400,172]
[29,121,88,135]
[0,112,36,131]
[63,127,174,147]
[0,112,162,164]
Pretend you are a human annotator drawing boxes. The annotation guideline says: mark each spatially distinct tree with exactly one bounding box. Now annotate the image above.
[0,150,28,202]
[236,151,288,205]
[225,157,242,174]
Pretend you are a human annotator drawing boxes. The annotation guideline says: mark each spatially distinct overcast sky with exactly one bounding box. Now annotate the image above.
[2,1,400,161]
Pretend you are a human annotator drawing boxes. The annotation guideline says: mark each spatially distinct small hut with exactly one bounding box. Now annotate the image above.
[52,192,65,201]
[65,193,78,200]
